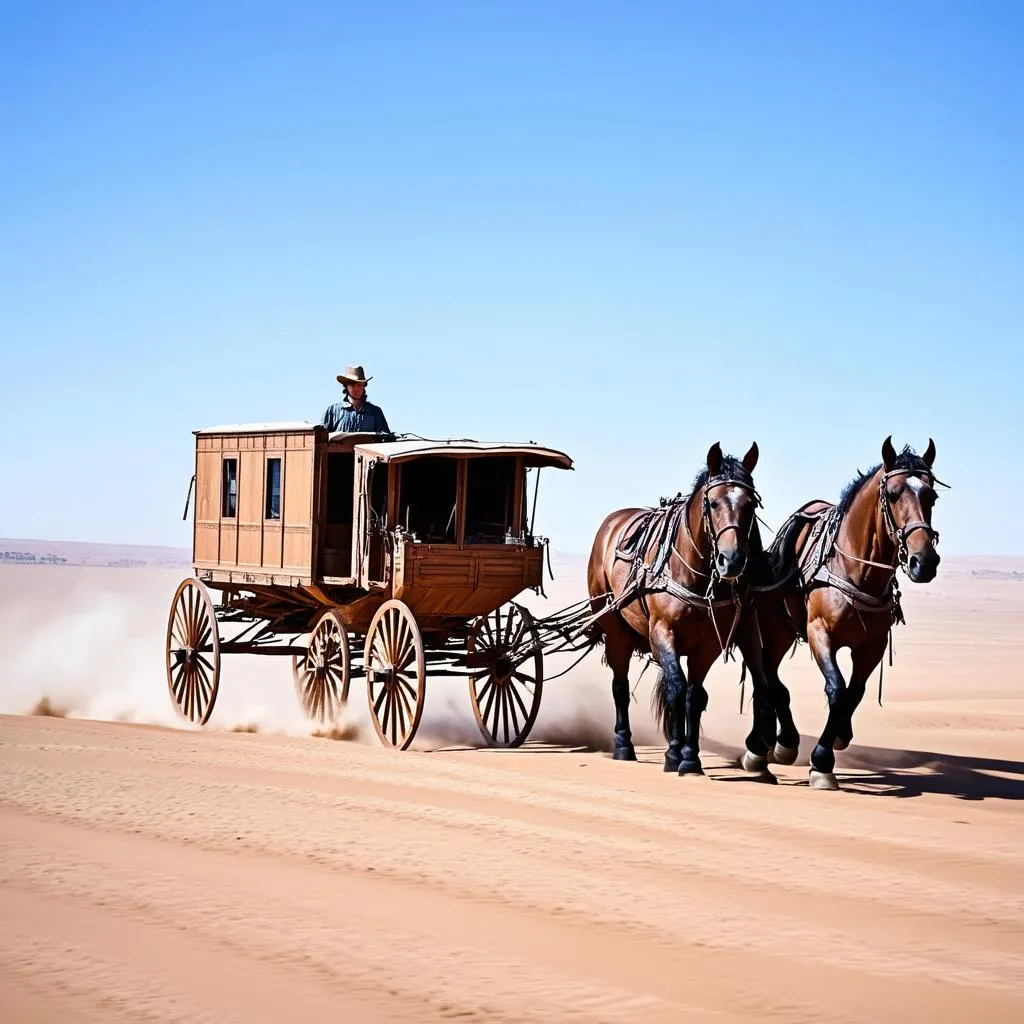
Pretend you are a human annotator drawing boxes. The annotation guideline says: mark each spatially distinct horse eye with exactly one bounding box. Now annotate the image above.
[709,500,720,510]
[887,489,901,502]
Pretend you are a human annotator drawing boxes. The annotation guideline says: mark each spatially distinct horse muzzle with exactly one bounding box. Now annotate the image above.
[907,547,940,583]
[716,547,747,581]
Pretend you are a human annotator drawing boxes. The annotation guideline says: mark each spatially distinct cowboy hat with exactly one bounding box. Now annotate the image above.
[336,365,373,385]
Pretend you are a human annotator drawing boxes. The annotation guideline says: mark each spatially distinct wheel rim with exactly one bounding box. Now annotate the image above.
[166,578,221,725]
[293,611,350,723]
[364,601,425,750]
[468,604,543,747]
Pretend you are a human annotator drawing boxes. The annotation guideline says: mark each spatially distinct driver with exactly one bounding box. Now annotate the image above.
[322,365,391,434]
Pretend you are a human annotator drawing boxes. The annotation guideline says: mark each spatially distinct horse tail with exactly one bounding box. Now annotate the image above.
[649,666,670,739]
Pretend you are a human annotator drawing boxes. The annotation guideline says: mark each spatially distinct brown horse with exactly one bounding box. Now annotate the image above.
[756,437,943,790]
[587,442,779,776]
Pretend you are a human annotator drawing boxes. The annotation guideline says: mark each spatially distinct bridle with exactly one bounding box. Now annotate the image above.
[878,468,944,573]
[676,475,762,584]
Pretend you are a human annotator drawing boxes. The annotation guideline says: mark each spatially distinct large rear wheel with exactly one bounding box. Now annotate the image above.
[363,600,425,749]
[165,578,221,725]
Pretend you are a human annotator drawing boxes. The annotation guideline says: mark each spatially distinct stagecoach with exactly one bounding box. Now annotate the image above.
[166,423,591,748]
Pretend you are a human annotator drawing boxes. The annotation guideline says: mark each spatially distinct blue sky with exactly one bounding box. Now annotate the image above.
[2,1,1021,554]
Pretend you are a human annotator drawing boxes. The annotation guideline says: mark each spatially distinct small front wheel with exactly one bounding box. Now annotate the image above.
[293,609,350,723]
[467,603,543,747]
[363,600,425,749]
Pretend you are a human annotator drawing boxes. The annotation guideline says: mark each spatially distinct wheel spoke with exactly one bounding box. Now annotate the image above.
[482,681,499,739]
[173,661,189,702]
[195,622,213,652]
[194,668,210,711]
[393,683,408,739]
[172,603,188,647]
[396,672,418,707]
[183,666,194,720]
[474,677,493,708]
[385,687,396,745]
[385,609,397,662]
[394,613,411,667]
[508,678,530,722]
[187,585,198,643]
[501,685,511,743]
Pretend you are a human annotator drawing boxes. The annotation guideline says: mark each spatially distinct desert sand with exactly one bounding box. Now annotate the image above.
[1,555,1022,1022]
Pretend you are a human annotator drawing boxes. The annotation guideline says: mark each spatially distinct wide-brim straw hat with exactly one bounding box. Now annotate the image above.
[337,365,373,385]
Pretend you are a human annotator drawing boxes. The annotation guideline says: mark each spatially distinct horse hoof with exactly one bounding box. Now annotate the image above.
[663,757,680,773]
[772,743,799,766]
[613,747,637,762]
[833,737,850,752]
[809,769,839,791]
[741,750,768,774]
[678,761,704,776]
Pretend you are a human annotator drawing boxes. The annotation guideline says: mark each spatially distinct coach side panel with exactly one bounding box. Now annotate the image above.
[192,429,319,585]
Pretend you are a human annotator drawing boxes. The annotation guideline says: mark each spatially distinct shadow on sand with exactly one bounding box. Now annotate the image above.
[425,733,1024,801]
[701,735,1024,800]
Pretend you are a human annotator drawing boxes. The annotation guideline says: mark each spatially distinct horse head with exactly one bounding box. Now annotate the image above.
[880,436,942,583]
[701,441,761,582]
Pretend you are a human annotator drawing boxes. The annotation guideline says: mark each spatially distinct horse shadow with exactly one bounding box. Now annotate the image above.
[699,736,1024,800]
[832,741,1024,801]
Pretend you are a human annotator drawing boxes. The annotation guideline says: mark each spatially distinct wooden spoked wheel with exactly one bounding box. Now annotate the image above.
[165,578,221,725]
[363,600,426,750]
[467,603,544,747]
[292,609,350,723]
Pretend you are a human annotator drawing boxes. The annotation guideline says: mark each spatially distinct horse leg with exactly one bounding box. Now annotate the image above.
[753,595,801,765]
[603,614,638,761]
[765,658,800,766]
[677,643,716,777]
[649,622,686,772]
[807,619,849,790]
[834,633,887,751]
[733,627,775,776]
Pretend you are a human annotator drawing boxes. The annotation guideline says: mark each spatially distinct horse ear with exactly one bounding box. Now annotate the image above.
[881,435,897,471]
[706,442,723,477]
[742,442,759,473]
[923,438,936,466]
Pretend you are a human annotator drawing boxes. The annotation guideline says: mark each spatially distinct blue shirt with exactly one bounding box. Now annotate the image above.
[322,397,391,434]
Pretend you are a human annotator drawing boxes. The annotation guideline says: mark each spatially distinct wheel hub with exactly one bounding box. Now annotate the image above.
[493,656,514,682]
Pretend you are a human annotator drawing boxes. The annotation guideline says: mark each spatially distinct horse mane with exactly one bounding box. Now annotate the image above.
[688,455,754,495]
[836,444,931,518]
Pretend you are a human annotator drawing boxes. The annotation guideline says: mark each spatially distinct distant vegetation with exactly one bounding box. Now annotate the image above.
[1,551,67,564]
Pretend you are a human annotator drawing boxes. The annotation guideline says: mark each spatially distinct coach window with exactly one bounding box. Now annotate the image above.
[465,457,516,543]
[265,458,282,520]
[398,456,459,543]
[222,458,238,519]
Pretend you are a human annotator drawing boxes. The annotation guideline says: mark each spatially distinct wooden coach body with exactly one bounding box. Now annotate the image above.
[190,423,572,630]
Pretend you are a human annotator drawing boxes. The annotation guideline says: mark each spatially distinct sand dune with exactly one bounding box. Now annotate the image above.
[1,557,1022,1021]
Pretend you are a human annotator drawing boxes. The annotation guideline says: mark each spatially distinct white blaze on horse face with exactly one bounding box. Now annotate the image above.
[727,487,746,508]
[906,475,927,496]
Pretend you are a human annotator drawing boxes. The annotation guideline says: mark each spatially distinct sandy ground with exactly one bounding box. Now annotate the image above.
[1,556,1022,1022]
